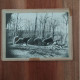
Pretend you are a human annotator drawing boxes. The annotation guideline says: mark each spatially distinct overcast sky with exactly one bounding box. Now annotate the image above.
[7,12,68,34]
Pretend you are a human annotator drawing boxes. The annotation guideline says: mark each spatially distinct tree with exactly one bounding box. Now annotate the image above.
[25,20,31,36]
[63,12,68,26]
[48,20,52,33]
[9,13,21,37]
[50,13,59,40]
[39,16,44,38]
[47,13,59,40]
[15,13,19,36]
[40,13,49,39]
[52,20,59,39]
[34,13,38,37]
[57,31,64,44]
[63,12,69,44]
[6,13,12,25]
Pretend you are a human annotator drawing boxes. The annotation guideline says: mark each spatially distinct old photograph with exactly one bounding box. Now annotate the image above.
[2,9,73,61]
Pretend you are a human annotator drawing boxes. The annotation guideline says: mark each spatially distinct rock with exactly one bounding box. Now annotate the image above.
[13,36,19,44]
[43,37,53,46]
[23,37,30,44]
[27,38,35,45]
[15,38,23,44]
[34,38,42,46]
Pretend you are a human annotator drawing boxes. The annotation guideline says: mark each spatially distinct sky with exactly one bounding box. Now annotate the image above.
[11,12,65,21]
[7,12,68,34]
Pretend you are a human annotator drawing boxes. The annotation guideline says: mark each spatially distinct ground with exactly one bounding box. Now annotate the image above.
[8,44,69,58]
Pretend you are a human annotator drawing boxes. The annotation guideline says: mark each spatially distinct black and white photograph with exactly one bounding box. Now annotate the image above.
[1,9,73,61]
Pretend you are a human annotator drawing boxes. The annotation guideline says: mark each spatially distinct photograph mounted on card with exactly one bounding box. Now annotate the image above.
[1,9,73,61]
